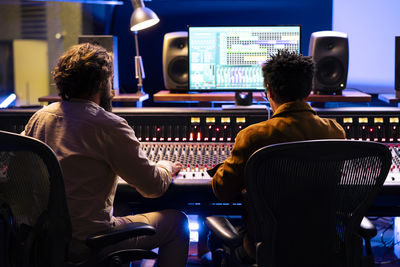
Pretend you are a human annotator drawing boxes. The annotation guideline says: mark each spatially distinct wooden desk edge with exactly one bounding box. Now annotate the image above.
[154,90,371,103]
[38,93,149,103]
[378,94,400,104]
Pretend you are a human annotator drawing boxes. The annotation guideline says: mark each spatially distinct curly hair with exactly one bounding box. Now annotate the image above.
[53,43,113,100]
[262,50,314,102]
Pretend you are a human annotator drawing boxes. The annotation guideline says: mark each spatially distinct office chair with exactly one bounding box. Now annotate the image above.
[0,130,157,267]
[205,140,392,267]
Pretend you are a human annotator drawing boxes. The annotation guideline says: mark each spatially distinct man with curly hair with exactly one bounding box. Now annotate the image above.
[209,50,346,263]
[22,43,189,267]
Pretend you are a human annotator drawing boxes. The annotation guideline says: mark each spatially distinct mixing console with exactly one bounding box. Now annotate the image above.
[139,142,400,186]
[1,107,400,186]
[141,142,233,183]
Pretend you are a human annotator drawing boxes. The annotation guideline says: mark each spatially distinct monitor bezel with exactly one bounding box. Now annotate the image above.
[187,24,301,92]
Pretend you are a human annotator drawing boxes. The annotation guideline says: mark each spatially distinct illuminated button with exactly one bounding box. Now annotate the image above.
[221,117,231,123]
[236,117,246,123]
[390,117,399,123]
[343,117,353,123]
[374,118,384,123]
[206,117,215,124]
[358,117,368,123]
[191,117,200,124]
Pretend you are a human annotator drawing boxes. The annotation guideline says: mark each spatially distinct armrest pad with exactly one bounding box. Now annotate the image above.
[86,222,156,249]
[359,217,377,240]
[205,216,242,248]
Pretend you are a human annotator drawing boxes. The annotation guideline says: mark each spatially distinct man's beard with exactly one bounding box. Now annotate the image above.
[100,89,113,112]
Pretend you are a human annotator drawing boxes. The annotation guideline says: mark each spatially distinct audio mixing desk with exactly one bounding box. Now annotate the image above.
[2,106,400,215]
[118,142,400,186]
[116,142,400,216]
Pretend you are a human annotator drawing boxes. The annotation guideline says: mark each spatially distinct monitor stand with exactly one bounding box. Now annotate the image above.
[222,91,267,110]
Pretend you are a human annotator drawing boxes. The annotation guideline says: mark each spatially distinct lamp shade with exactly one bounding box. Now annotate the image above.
[130,0,159,31]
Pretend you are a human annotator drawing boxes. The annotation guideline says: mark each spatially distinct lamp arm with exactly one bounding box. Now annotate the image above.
[134,31,145,93]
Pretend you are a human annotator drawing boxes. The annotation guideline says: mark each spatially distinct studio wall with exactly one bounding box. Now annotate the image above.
[111,0,333,98]
[333,0,400,94]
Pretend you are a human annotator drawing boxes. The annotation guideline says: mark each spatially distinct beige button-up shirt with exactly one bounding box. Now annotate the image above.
[23,99,172,240]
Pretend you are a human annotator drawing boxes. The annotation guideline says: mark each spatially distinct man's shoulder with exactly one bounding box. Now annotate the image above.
[90,108,126,128]
[238,119,275,139]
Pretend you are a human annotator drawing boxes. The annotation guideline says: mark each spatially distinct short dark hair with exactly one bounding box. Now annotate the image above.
[53,43,113,100]
[262,50,314,102]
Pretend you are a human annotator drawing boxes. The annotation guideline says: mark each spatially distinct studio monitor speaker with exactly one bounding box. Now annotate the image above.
[162,32,188,91]
[395,36,400,98]
[308,31,349,95]
[78,35,119,94]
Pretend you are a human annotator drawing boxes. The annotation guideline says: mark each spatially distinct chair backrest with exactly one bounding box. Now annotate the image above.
[244,140,391,267]
[0,130,71,266]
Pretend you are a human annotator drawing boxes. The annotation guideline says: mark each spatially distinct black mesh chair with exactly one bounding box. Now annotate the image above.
[0,130,157,267]
[205,140,392,267]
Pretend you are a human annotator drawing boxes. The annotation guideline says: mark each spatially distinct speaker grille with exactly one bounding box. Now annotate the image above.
[20,2,47,40]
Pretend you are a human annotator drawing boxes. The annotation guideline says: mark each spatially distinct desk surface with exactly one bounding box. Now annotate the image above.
[38,92,149,103]
[154,90,371,103]
[378,93,400,104]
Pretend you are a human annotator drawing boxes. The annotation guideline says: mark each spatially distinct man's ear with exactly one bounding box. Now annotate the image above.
[266,84,274,100]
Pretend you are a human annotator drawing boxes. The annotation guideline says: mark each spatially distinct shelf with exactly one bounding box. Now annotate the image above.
[154,90,371,103]
[378,93,400,104]
[38,92,149,107]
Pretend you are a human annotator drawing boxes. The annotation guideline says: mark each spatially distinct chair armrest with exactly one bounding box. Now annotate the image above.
[86,222,156,249]
[359,217,377,240]
[205,216,242,248]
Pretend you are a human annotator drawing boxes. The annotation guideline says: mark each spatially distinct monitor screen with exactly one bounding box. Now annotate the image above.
[188,25,301,91]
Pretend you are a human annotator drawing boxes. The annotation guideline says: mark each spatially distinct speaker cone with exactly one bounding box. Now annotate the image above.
[316,56,344,86]
[168,56,188,84]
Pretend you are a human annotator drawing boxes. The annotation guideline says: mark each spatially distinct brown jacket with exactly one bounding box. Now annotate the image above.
[210,100,346,259]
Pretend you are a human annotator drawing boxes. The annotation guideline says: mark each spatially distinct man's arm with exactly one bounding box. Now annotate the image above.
[211,130,252,202]
[103,119,173,198]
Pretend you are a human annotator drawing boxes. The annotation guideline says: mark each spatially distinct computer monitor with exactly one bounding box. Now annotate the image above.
[188,25,301,92]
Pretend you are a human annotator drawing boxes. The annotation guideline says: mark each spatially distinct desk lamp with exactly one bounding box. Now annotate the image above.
[130,0,159,94]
